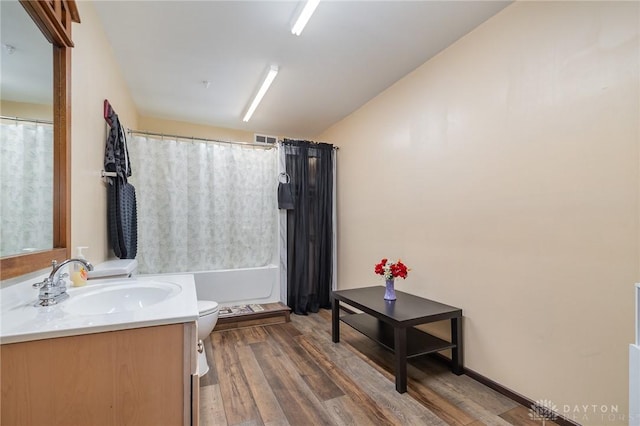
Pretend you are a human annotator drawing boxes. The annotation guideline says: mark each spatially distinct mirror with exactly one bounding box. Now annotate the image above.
[0,0,54,258]
[0,0,79,280]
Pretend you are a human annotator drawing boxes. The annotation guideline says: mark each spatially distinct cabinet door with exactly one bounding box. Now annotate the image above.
[1,324,186,426]
[113,324,185,425]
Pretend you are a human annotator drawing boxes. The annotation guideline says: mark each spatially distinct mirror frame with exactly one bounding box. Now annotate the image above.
[0,0,80,280]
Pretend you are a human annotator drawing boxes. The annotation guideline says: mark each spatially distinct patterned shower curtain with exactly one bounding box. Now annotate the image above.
[128,135,278,273]
[0,120,53,257]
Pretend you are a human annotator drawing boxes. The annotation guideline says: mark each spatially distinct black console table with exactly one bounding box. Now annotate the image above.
[331,286,463,393]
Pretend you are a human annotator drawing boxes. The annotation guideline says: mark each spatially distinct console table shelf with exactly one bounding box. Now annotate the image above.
[332,286,463,393]
[341,313,455,358]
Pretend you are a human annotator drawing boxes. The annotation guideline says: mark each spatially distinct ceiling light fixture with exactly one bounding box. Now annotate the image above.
[243,65,279,122]
[291,0,320,36]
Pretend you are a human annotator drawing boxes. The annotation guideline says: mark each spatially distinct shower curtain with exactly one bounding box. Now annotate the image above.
[0,120,53,257]
[283,139,335,315]
[128,135,277,273]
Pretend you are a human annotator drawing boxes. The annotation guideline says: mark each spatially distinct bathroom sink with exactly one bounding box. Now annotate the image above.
[0,274,197,345]
[64,280,182,315]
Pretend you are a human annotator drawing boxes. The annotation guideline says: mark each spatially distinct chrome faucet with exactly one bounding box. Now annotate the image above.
[33,258,94,307]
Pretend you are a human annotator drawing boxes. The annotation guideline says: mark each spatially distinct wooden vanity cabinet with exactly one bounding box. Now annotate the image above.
[0,322,199,426]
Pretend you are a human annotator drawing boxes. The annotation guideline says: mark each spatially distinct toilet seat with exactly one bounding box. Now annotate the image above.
[198,300,219,316]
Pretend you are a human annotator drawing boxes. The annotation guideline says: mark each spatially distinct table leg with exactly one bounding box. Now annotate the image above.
[451,316,464,375]
[332,298,340,343]
[394,327,407,393]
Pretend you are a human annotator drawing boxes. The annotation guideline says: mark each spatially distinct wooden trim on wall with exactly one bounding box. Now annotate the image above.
[461,367,581,426]
[0,249,67,280]
[53,44,71,259]
[426,351,582,426]
[20,0,80,47]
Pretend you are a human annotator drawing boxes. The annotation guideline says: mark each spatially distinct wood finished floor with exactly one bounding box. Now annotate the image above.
[199,309,557,426]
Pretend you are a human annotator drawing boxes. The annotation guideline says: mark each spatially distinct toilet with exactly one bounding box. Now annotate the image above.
[88,259,219,376]
[197,300,219,376]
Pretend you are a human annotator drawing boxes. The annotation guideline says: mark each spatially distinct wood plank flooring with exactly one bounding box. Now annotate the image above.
[200,309,558,426]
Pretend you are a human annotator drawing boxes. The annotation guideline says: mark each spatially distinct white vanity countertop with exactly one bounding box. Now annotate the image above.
[1,274,198,344]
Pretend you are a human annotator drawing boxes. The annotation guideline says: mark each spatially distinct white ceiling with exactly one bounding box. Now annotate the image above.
[94,1,512,139]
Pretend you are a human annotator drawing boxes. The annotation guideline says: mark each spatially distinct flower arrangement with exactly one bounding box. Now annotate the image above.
[374,258,409,281]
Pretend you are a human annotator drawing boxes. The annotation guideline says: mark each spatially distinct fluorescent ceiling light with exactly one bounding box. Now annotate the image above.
[291,0,320,36]
[243,65,279,122]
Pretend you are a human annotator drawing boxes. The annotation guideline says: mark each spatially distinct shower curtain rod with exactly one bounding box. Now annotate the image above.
[127,129,276,149]
[0,115,53,125]
[279,140,339,150]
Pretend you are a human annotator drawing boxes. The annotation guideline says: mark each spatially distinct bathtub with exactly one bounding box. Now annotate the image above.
[162,265,281,306]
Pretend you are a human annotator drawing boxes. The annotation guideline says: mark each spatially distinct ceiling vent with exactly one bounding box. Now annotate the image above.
[254,133,277,144]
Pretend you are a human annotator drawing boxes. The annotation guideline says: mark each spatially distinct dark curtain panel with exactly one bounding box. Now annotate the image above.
[284,139,334,315]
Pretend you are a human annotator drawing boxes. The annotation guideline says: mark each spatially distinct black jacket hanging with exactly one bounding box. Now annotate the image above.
[104,101,137,259]
[104,110,131,182]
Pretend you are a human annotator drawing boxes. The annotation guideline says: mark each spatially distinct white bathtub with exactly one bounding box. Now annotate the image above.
[163,265,281,306]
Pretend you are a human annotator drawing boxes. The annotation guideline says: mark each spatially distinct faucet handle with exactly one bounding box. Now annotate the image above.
[56,273,69,287]
[51,260,58,269]
[33,277,52,289]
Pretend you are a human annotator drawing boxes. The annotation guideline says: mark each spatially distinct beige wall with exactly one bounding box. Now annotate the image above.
[71,1,139,264]
[0,100,53,121]
[138,116,254,143]
[320,1,639,424]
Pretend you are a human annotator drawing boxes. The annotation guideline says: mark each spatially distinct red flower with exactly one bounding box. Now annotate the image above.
[374,258,410,280]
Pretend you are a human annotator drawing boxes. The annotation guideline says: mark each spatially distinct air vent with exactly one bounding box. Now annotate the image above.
[254,133,277,144]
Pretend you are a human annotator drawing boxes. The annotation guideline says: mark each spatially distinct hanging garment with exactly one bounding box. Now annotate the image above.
[104,110,131,181]
[108,180,137,259]
[277,172,295,209]
[104,103,137,259]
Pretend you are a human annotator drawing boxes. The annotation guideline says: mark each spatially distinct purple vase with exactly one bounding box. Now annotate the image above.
[384,279,396,301]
